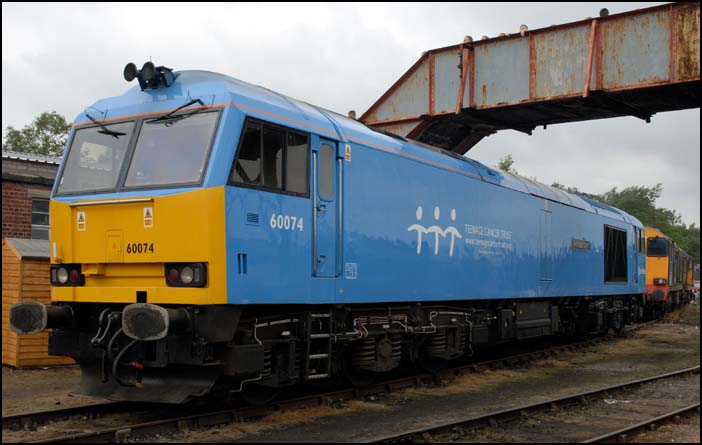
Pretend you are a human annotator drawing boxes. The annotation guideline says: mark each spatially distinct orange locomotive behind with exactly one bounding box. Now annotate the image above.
[644,227,694,313]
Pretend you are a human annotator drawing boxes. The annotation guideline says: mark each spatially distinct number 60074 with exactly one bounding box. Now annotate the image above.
[270,214,303,231]
[126,242,154,254]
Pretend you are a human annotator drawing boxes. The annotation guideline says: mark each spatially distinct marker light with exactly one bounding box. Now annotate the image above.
[165,263,207,287]
[51,264,85,286]
[180,266,194,284]
[57,267,69,284]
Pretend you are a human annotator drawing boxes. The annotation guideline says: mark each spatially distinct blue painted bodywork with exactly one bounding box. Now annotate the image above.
[55,70,646,305]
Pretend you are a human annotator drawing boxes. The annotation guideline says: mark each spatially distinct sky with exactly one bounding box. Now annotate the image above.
[2,2,699,225]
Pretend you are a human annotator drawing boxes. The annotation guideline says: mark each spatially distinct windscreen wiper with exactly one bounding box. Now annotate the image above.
[146,98,205,126]
[85,113,127,139]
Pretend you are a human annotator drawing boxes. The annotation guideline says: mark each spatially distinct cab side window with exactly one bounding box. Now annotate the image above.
[638,229,645,253]
[231,122,262,185]
[604,225,627,283]
[262,126,284,189]
[230,119,309,196]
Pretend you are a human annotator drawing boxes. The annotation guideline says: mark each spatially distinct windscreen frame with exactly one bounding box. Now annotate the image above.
[53,107,223,197]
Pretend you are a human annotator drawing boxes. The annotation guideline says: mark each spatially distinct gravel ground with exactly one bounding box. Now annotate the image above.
[429,372,700,442]
[631,413,700,443]
[2,365,104,417]
[2,303,699,443]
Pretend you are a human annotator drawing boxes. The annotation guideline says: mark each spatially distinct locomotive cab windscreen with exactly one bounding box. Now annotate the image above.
[647,236,668,257]
[56,111,219,195]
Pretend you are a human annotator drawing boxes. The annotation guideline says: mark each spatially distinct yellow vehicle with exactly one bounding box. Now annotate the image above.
[644,227,694,312]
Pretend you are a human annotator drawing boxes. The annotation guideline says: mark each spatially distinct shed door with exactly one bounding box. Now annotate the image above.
[313,140,339,278]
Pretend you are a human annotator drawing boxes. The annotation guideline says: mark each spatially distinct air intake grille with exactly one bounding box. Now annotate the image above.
[246,213,260,226]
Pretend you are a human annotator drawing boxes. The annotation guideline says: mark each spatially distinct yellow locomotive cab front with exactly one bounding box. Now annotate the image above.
[50,187,227,305]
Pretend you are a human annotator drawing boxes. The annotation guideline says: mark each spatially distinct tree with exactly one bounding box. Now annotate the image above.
[496,154,515,173]
[495,154,541,181]
[600,185,665,228]
[3,111,71,157]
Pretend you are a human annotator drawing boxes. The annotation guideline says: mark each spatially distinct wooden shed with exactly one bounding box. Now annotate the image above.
[2,238,74,367]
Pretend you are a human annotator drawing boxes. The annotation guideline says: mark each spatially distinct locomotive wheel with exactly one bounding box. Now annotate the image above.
[239,385,279,406]
[417,355,450,375]
[344,367,378,387]
[341,347,377,387]
[415,335,451,374]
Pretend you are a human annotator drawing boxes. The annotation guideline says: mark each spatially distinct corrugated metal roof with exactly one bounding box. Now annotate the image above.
[4,238,50,259]
[2,150,61,165]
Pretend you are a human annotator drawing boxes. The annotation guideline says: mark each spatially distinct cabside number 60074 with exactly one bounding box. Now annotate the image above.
[270,213,303,231]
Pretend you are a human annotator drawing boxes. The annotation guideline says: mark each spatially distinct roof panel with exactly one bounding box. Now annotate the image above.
[2,150,61,165]
[5,238,50,260]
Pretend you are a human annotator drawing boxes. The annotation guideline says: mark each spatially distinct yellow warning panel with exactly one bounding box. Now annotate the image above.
[50,187,227,305]
[77,211,86,231]
[143,207,153,228]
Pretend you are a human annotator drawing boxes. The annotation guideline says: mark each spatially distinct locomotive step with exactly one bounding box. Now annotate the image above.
[309,354,330,359]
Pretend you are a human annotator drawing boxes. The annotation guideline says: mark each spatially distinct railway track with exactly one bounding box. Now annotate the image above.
[582,402,700,443]
[2,402,132,431]
[2,320,659,443]
[364,365,700,443]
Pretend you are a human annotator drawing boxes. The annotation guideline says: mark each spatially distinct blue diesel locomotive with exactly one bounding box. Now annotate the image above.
[11,64,648,403]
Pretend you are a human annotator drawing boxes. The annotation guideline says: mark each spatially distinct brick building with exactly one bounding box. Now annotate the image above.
[2,150,61,240]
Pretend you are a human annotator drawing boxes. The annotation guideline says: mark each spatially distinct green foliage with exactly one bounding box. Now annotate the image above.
[497,154,515,173]
[600,184,664,225]
[3,111,71,157]
[495,154,540,181]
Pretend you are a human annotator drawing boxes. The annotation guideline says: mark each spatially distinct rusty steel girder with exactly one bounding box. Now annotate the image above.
[361,2,700,154]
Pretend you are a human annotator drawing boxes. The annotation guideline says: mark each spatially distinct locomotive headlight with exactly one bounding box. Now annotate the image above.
[654,278,667,285]
[180,266,194,284]
[57,267,69,284]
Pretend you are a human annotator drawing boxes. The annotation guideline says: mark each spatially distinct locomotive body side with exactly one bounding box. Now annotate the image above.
[225,103,648,305]
[327,126,646,304]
